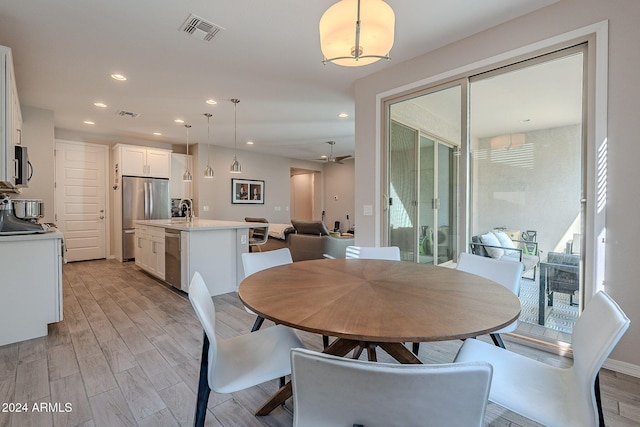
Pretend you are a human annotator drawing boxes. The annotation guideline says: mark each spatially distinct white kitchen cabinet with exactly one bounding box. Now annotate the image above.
[135,225,165,280]
[114,144,171,178]
[170,153,193,199]
[0,231,63,346]
[0,45,22,186]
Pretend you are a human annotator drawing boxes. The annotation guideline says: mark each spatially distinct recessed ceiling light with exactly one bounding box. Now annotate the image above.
[153,132,162,136]
[110,73,127,81]
[84,120,95,125]
[246,141,254,145]
[338,112,349,118]
[206,99,217,105]
[94,102,107,108]
[174,119,185,124]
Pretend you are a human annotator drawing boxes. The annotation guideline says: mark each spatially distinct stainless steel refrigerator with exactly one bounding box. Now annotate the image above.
[122,176,170,260]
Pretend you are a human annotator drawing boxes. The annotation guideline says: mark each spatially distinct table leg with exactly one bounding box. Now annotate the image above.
[255,339,420,416]
[377,342,422,364]
[255,382,292,416]
[255,338,360,416]
[324,338,361,357]
[366,343,378,362]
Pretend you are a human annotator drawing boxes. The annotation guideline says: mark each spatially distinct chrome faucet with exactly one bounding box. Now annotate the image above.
[179,198,194,222]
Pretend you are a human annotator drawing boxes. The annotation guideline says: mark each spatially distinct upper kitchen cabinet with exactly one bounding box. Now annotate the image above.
[114,144,171,178]
[0,45,22,187]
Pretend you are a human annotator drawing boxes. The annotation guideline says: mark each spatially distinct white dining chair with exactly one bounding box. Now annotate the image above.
[291,348,493,427]
[345,245,401,260]
[188,272,305,427]
[241,248,293,331]
[413,252,523,354]
[455,291,630,427]
[456,252,524,347]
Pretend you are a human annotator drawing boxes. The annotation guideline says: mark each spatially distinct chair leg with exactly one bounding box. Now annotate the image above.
[323,335,329,348]
[595,373,605,427]
[412,342,420,355]
[251,316,265,332]
[490,333,506,348]
[194,332,211,427]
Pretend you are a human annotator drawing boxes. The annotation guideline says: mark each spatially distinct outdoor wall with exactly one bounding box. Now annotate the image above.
[354,0,640,369]
[473,125,581,256]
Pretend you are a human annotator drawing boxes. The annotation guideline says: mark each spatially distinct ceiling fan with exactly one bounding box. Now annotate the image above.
[317,141,353,164]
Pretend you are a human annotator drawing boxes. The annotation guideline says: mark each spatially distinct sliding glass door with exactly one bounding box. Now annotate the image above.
[469,46,586,338]
[388,85,461,265]
[385,44,587,342]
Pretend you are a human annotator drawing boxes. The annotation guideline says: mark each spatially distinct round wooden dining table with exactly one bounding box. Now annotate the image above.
[238,258,521,415]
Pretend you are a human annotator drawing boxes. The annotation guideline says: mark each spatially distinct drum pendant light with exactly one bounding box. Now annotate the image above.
[319,0,395,67]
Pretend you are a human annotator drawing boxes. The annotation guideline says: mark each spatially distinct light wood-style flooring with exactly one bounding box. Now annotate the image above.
[1,259,638,427]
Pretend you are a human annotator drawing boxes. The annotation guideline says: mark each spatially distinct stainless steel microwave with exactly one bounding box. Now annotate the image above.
[14,146,31,187]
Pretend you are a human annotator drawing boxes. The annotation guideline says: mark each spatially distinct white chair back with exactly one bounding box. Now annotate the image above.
[291,348,492,427]
[454,290,630,427]
[571,291,630,409]
[457,252,524,296]
[188,272,219,371]
[345,245,401,260]
[456,252,524,335]
[242,248,293,277]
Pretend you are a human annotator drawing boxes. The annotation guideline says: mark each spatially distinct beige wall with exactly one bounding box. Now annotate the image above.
[193,144,323,224]
[323,158,355,232]
[291,173,313,221]
[18,106,55,223]
[354,0,640,368]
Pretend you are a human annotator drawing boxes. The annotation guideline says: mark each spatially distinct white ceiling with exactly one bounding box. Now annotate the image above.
[0,0,559,161]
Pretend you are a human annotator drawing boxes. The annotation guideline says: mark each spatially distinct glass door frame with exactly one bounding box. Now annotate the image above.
[382,80,467,265]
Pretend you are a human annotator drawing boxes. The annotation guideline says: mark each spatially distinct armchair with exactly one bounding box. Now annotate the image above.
[537,251,580,325]
[542,252,580,305]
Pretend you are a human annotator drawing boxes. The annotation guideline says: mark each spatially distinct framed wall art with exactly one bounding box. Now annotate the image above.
[231,178,264,204]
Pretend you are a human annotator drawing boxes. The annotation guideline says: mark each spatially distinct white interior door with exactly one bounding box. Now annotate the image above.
[55,141,108,262]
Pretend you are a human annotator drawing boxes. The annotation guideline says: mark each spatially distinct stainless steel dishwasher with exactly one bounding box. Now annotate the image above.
[165,229,182,290]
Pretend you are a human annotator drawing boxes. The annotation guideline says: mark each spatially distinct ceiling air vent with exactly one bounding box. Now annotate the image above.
[180,14,223,42]
[117,110,140,119]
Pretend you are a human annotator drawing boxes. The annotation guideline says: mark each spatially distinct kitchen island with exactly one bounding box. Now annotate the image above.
[134,219,263,296]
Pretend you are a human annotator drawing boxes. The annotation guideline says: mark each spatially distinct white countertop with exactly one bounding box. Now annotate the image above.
[135,219,265,231]
[0,229,64,242]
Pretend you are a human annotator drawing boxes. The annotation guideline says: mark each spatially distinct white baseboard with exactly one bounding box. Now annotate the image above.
[604,358,640,378]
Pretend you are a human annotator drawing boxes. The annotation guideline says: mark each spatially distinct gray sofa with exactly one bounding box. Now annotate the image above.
[288,220,354,261]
